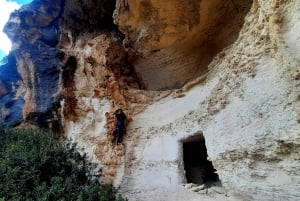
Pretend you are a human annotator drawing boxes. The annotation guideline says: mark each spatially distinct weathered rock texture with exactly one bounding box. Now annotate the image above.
[2,0,63,127]
[0,53,24,125]
[114,0,253,90]
[0,0,299,201]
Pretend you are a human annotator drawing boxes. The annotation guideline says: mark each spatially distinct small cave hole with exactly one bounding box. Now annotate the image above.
[182,135,220,187]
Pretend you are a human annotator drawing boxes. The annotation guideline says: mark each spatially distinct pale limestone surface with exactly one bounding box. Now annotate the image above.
[62,0,300,200]
[113,1,300,200]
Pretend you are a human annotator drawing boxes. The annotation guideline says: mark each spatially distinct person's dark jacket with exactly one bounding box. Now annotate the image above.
[116,112,126,124]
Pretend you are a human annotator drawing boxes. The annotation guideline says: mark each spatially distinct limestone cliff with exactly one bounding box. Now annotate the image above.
[0,0,299,201]
[1,0,63,126]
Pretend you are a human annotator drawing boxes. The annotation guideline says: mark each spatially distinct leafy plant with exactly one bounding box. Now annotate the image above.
[0,125,126,201]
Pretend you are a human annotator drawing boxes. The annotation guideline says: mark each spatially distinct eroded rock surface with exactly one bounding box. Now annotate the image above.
[114,0,253,90]
[2,0,64,127]
[0,0,299,201]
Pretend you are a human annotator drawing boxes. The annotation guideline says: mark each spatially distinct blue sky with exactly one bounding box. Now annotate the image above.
[7,0,32,4]
[0,0,33,61]
[0,50,6,62]
[7,0,32,5]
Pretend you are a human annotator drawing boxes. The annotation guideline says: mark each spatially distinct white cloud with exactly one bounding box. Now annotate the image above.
[0,0,20,54]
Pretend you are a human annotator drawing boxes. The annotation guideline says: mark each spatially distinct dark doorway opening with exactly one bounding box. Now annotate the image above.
[183,135,220,186]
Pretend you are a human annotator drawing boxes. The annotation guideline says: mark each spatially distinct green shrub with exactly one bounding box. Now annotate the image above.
[0,125,126,201]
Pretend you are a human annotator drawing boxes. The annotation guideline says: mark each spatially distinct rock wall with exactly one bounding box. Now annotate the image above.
[1,0,64,127]
[57,0,164,184]
[0,53,24,125]
[114,0,253,90]
[113,0,300,200]
[0,0,299,200]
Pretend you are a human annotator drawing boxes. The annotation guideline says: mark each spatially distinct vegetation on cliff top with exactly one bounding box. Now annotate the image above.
[0,125,126,201]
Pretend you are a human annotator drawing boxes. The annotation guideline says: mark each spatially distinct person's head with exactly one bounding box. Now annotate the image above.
[116,108,123,114]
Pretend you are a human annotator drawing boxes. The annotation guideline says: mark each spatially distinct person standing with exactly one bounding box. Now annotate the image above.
[115,109,127,145]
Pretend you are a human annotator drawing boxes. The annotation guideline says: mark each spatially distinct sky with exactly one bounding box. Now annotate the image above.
[0,0,33,61]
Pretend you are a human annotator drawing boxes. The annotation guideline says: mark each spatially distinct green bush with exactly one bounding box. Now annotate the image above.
[0,125,126,201]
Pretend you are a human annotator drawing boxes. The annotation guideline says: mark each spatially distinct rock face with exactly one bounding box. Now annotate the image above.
[0,53,24,125]
[1,0,300,201]
[2,0,64,127]
[114,0,253,90]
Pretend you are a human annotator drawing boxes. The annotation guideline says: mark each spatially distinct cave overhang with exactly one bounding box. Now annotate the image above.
[114,0,253,90]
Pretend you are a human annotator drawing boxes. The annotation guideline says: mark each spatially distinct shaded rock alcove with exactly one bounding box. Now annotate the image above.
[182,134,220,186]
[115,0,254,90]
